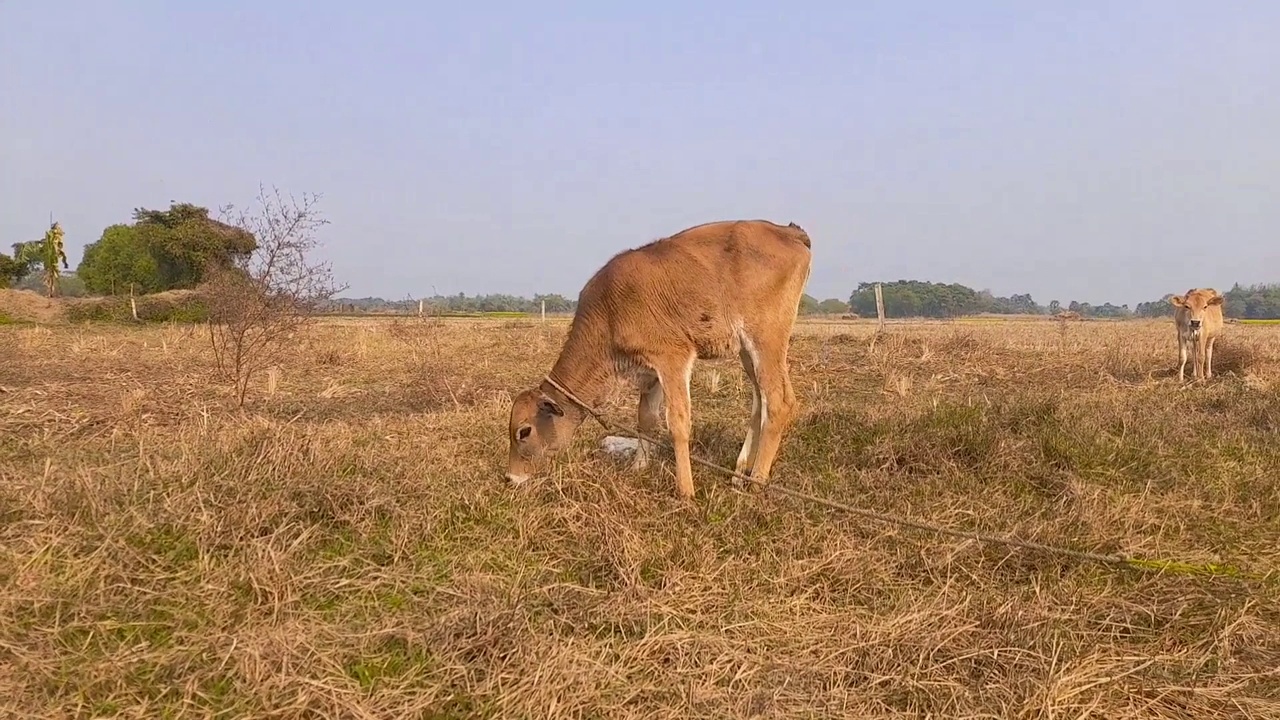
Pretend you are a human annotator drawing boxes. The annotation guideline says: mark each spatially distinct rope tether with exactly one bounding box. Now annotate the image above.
[542,374,1272,583]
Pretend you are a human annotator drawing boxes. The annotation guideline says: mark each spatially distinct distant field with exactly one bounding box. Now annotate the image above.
[2,315,1279,717]
[320,310,535,319]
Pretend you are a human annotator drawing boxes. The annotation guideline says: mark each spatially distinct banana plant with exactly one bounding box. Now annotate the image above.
[15,221,70,297]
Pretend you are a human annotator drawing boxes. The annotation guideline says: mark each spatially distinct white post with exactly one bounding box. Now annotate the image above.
[541,299,546,323]
[129,283,139,321]
[418,299,424,316]
[874,283,885,329]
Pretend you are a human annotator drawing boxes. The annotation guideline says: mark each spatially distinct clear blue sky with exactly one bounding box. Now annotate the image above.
[3,1,1277,306]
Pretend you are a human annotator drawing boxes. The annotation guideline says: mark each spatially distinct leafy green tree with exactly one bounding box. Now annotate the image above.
[816,298,848,314]
[132,203,256,289]
[0,251,30,288]
[798,294,820,314]
[77,224,163,295]
[1089,302,1131,318]
[75,202,258,295]
[1222,283,1280,319]
[850,280,985,319]
[1134,294,1176,318]
[999,293,1042,314]
[533,293,574,313]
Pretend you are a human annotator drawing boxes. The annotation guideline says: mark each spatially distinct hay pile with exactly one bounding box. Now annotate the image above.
[0,289,65,323]
[0,288,210,325]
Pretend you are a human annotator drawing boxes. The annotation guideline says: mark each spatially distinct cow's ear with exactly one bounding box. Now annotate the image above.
[1169,295,1185,308]
[537,394,564,417]
[1208,294,1224,306]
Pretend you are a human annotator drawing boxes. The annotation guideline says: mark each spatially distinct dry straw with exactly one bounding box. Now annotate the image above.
[544,374,1275,585]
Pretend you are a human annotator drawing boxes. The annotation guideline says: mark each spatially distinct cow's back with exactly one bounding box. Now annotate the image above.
[576,220,812,361]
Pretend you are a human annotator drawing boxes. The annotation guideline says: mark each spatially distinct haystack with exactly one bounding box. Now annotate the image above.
[0,289,65,323]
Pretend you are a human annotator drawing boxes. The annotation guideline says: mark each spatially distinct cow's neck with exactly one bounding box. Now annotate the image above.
[543,317,612,424]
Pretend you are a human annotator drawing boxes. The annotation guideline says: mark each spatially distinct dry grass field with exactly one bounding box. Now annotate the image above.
[2,315,1280,718]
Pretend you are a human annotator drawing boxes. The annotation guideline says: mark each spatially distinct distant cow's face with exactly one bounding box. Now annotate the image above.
[1170,292,1223,338]
[505,389,572,485]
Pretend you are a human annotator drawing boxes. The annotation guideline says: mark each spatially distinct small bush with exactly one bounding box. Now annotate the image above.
[65,300,124,324]
[64,293,210,325]
[138,295,210,323]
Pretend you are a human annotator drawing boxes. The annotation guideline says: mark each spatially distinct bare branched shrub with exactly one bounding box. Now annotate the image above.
[205,186,347,407]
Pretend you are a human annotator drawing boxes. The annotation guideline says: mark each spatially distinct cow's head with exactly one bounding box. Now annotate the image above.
[1170,290,1223,338]
[505,387,576,485]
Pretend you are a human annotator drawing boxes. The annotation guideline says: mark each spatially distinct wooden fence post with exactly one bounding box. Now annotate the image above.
[874,283,885,329]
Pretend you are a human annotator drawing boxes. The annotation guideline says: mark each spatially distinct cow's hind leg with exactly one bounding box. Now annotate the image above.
[745,337,798,488]
[733,344,763,485]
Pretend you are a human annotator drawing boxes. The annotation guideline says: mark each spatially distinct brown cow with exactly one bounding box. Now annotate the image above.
[1170,288,1225,382]
[505,219,813,499]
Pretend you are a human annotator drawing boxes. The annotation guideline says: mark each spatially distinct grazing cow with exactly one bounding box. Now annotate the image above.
[1170,288,1225,382]
[505,219,813,499]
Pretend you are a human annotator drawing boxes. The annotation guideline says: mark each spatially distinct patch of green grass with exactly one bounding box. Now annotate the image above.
[196,674,240,718]
[128,523,201,569]
[55,619,176,656]
[344,634,432,692]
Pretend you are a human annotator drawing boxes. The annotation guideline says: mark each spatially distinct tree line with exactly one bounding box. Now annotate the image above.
[334,292,855,316]
[847,280,1134,319]
[338,282,1280,320]
[332,293,580,315]
[848,280,1280,320]
[5,211,1279,320]
[1132,285,1280,320]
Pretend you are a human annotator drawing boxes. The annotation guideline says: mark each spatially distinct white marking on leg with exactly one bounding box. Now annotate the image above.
[1178,336,1188,382]
[735,390,759,469]
[742,333,768,429]
[734,324,767,473]
[683,352,695,402]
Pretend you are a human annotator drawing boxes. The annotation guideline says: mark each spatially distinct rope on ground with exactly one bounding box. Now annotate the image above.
[544,374,1274,584]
